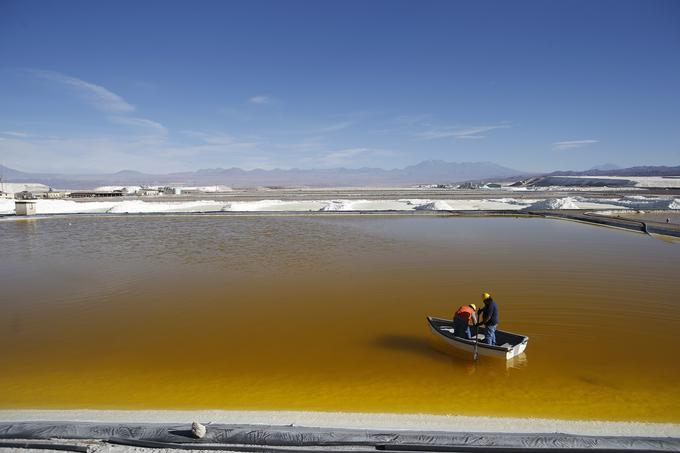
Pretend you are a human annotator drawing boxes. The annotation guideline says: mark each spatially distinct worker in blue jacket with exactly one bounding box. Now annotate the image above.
[479,292,499,345]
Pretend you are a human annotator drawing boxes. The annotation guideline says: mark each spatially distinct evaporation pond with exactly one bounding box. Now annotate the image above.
[1,216,679,421]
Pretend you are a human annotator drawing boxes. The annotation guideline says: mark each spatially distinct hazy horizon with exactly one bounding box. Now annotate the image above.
[2,159,521,175]
[7,160,677,178]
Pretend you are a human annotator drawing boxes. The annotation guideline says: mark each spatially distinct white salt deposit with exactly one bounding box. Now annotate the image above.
[230,200,325,211]
[604,196,680,210]
[94,186,142,194]
[415,200,453,211]
[321,200,356,211]
[560,175,680,188]
[321,200,414,211]
[1,196,679,216]
[352,200,414,210]
[106,200,227,214]
[526,197,581,210]
[0,182,50,194]
[521,196,680,211]
[0,198,16,214]
[35,200,120,214]
[442,199,530,210]
[176,185,233,192]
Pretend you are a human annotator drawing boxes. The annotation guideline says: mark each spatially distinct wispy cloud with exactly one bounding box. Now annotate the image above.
[313,147,394,166]
[323,147,369,163]
[27,69,175,141]
[415,124,511,141]
[389,114,432,126]
[182,130,235,145]
[0,134,167,173]
[1,131,29,138]
[0,131,262,173]
[30,69,135,113]
[273,139,325,153]
[248,95,271,105]
[319,121,353,133]
[181,130,259,149]
[111,116,167,135]
[552,139,599,150]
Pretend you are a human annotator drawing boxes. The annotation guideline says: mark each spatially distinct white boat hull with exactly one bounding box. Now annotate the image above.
[427,317,529,361]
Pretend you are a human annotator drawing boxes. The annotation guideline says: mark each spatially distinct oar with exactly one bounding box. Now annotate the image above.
[473,321,480,361]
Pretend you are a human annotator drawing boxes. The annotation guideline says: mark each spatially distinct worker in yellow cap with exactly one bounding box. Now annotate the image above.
[478,292,499,345]
[453,303,478,340]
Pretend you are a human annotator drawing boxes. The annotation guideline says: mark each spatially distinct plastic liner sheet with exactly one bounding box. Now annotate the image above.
[0,423,679,451]
[0,440,88,452]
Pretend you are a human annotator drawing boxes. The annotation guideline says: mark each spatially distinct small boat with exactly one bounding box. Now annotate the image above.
[427,316,529,360]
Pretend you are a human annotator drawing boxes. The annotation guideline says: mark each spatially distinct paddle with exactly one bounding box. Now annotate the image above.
[473,321,480,361]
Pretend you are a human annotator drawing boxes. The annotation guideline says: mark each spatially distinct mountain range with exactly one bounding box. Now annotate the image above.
[0,161,524,189]
[2,162,679,190]
[548,165,680,177]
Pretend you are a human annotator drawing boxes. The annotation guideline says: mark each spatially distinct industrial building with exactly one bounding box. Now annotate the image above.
[70,190,124,198]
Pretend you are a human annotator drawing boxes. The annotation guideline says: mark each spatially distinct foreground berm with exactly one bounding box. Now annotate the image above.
[1,421,679,452]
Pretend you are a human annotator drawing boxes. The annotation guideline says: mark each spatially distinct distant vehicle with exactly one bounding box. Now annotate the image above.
[427,316,529,360]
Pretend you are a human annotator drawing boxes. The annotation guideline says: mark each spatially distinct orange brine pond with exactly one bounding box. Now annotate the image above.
[0,215,679,422]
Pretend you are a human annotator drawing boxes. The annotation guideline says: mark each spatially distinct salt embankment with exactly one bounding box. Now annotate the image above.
[525,197,581,210]
[555,175,680,188]
[414,200,453,210]
[522,195,680,211]
[0,410,678,437]
[1,196,679,216]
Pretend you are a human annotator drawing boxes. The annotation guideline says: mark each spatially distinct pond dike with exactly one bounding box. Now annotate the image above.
[2,209,679,238]
[1,421,679,452]
[521,210,680,238]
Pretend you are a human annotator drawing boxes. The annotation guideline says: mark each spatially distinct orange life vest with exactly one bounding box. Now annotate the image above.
[455,305,475,323]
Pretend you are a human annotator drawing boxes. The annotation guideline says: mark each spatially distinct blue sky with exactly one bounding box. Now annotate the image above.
[0,0,678,173]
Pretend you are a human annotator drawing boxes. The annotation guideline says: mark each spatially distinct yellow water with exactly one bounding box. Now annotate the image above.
[1,215,679,422]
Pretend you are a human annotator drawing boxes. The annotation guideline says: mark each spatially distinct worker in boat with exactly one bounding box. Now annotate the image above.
[478,292,499,345]
[453,303,478,340]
